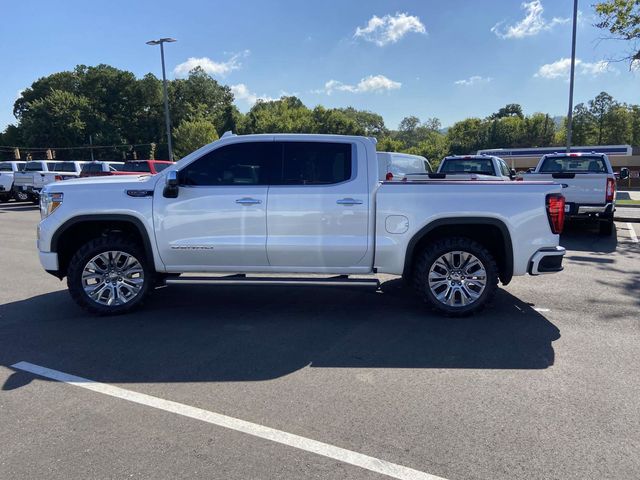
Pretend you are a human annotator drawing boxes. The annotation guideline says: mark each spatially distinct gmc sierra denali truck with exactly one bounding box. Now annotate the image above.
[37,133,566,316]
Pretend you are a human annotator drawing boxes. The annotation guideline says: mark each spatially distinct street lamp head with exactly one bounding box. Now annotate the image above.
[146,38,177,46]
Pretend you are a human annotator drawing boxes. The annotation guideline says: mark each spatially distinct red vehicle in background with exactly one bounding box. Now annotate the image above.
[112,160,172,175]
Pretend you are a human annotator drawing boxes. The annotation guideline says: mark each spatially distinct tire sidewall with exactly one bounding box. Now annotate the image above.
[415,238,498,316]
[67,237,153,315]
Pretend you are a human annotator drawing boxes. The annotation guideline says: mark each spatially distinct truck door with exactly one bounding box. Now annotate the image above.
[153,141,278,270]
[266,140,370,269]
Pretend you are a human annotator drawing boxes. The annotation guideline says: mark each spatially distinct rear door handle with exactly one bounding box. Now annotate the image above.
[336,198,363,205]
[235,197,262,205]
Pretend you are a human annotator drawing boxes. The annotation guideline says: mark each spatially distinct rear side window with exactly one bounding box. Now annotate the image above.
[540,156,607,173]
[278,142,352,185]
[154,162,170,172]
[123,161,152,173]
[25,162,44,171]
[181,142,277,186]
[53,162,77,172]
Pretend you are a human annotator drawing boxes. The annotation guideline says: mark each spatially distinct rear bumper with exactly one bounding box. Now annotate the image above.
[528,246,565,275]
[566,203,612,217]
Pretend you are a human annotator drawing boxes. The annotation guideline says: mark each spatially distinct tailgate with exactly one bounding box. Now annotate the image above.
[521,173,609,204]
[13,173,35,187]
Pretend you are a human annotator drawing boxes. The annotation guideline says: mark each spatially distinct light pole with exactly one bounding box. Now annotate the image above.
[146,37,176,161]
[565,0,578,153]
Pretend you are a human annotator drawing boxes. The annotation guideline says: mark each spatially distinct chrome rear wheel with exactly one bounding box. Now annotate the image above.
[428,251,487,307]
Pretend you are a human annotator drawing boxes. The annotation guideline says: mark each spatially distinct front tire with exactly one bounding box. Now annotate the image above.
[413,237,498,316]
[67,235,153,315]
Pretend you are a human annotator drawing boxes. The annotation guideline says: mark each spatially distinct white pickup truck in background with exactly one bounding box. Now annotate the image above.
[434,155,516,181]
[520,152,628,235]
[14,160,86,203]
[36,133,566,317]
[0,161,27,202]
[376,152,432,181]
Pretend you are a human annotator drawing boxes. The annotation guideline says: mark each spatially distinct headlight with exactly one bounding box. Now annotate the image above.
[40,191,63,219]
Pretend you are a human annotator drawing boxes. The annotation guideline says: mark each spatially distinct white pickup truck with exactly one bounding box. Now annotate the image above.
[520,152,628,235]
[433,155,516,181]
[37,133,566,316]
[0,161,27,202]
[14,160,86,203]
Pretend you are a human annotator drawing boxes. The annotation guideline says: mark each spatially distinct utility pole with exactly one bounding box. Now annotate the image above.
[89,135,95,161]
[146,37,177,161]
[565,0,579,153]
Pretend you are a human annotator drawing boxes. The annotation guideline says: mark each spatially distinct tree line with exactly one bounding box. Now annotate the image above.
[1,64,639,165]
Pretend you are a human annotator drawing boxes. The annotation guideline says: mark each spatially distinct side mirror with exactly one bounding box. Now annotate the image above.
[163,170,179,198]
[509,169,517,179]
[619,168,629,180]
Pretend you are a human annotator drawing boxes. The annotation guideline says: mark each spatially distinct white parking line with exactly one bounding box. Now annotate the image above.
[627,223,638,243]
[12,361,447,480]
[533,308,550,313]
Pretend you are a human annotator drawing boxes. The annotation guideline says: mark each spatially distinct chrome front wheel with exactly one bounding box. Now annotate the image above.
[82,251,145,306]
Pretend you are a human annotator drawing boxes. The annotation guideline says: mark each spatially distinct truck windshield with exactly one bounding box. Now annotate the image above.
[25,162,44,171]
[539,155,607,173]
[440,158,495,175]
[53,162,78,172]
[122,162,151,172]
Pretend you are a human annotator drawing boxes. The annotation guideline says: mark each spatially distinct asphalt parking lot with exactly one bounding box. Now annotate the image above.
[0,202,638,480]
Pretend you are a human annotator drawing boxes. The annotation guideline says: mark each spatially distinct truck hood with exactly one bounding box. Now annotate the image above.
[49,174,158,189]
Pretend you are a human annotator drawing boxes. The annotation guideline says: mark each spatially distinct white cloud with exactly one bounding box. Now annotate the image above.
[173,50,249,78]
[230,83,276,106]
[316,75,401,95]
[534,58,617,79]
[454,75,492,86]
[354,12,426,46]
[491,1,569,39]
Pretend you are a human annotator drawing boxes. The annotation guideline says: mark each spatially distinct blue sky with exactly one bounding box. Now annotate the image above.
[1,0,638,132]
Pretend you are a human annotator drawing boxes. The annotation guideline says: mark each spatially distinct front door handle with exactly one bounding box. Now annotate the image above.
[336,198,363,205]
[235,197,262,205]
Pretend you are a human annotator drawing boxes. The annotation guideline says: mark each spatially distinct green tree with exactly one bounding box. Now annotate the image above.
[173,117,219,159]
[594,0,640,67]
[446,118,486,154]
[20,89,91,157]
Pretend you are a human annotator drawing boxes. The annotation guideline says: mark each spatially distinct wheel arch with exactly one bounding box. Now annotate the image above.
[403,217,514,285]
[50,214,156,279]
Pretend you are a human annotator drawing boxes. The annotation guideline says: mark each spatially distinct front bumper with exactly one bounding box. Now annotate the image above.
[39,251,59,271]
[528,246,565,275]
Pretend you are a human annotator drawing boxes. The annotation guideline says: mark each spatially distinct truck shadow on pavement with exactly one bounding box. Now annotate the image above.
[0,281,560,390]
[560,221,618,253]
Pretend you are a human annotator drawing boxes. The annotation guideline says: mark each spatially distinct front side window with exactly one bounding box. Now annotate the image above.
[278,142,352,185]
[181,142,277,186]
[0,163,12,172]
[499,160,511,177]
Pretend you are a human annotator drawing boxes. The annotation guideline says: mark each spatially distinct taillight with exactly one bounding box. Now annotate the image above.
[546,194,565,235]
[605,178,615,203]
[54,175,63,181]
[385,172,393,181]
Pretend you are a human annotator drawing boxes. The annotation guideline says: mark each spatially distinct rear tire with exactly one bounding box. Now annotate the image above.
[599,217,613,236]
[13,188,29,202]
[412,237,498,317]
[67,235,154,315]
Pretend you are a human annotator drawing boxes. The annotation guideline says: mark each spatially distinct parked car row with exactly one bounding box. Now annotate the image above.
[0,159,172,203]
